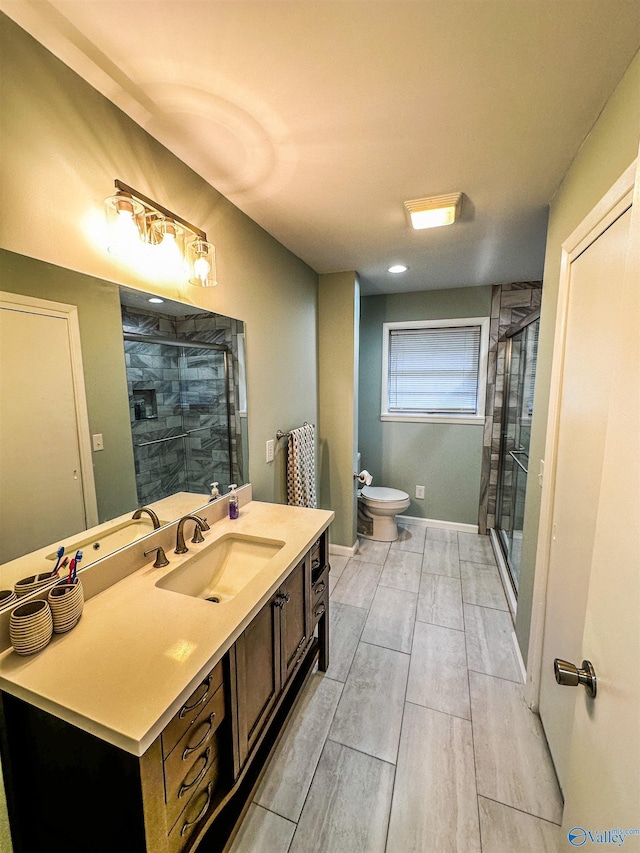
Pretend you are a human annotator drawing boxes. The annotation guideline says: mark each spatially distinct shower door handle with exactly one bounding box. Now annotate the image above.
[508,451,529,474]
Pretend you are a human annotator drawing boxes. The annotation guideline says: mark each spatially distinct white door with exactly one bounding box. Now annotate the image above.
[561,165,640,838]
[0,303,91,563]
[538,203,633,791]
[539,156,640,808]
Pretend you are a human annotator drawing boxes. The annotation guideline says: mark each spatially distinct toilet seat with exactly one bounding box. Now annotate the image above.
[360,486,409,503]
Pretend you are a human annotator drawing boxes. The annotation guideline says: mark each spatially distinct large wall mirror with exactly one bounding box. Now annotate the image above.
[0,249,248,597]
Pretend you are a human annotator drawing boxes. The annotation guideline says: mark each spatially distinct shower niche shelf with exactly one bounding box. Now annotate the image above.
[132,388,158,421]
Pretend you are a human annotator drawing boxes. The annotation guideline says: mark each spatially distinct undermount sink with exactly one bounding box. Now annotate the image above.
[156,533,285,603]
[45,517,169,568]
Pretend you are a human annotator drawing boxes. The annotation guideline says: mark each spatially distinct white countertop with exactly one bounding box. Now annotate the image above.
[0,500,333,756]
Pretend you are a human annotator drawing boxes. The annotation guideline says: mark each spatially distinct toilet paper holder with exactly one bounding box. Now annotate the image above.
[354,470,373,486]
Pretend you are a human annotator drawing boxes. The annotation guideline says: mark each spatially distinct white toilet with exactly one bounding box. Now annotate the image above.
[357,485,411,542]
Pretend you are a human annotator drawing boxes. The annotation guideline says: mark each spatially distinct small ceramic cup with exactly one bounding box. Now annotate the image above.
[0,589,17,608]
[10,599,53,655]
[48,580,84,633]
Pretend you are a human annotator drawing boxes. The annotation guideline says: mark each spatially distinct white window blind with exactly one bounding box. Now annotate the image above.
[387,325,482,414]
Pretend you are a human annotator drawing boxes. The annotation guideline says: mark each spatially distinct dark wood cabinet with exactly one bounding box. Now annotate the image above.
[279,556,310,687]
[234,588,281,767]
[235,553,311,768]
[0,528,330,853]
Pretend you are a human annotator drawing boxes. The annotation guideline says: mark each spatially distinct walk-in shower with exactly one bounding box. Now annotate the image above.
[495,311,540,597]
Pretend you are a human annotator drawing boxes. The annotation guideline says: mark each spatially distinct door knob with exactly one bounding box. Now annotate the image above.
[554,658,597,698]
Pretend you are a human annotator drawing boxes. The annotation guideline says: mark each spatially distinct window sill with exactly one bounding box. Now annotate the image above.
[380,413,485,426]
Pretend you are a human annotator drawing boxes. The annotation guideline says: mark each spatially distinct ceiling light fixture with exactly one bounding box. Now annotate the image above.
[404,193,462,230]
[104,180,217,287]
[388,264,409,274]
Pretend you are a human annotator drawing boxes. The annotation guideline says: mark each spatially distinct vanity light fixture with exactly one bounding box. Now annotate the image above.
[404,193,462,230]
[104,180,217,287]
[388,264,409,274]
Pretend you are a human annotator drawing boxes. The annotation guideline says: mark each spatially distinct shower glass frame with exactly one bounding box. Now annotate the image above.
[124,333,234,505]
[495,310,540,598]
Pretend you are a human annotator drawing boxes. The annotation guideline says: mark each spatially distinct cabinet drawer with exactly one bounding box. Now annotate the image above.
[162,660,224,759]
[311,565,329,600]
[165,727,222,831]
[164,683,225,793]
[167,757,222,853]
[312,593,328,628]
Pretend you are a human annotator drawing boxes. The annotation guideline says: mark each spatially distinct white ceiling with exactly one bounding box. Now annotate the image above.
[2,1,639,294]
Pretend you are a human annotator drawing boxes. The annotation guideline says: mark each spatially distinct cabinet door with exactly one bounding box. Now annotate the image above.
[279,556,310,687]
[235,595,280,767]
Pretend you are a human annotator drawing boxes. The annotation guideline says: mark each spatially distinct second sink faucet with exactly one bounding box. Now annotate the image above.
[175,514,210,554]
[132,506,161,529]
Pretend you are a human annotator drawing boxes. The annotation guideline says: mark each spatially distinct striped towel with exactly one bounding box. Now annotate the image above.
[286,424,317,509]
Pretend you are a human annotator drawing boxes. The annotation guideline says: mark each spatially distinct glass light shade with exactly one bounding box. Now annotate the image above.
[188,239,217,287]
[104,192,145,256]
[145,218,189,283]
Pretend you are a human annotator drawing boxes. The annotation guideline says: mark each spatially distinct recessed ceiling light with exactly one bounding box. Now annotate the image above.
[388,264,409,274]
[404,193,462,230]
[148,297,164,304]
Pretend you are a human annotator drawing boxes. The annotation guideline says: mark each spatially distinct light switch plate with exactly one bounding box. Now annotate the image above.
[415,485,425,499]
[266,439,275,463]
[92,433,104,452]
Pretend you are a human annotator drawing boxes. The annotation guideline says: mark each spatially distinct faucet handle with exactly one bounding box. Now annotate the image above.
[144,546,170,568]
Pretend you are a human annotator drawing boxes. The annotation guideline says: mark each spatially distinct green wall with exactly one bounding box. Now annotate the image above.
[318,272,360,547]
[516,50,640,662]
[0,14,318,509]
[0,249,138,522]
[359,286,492,525]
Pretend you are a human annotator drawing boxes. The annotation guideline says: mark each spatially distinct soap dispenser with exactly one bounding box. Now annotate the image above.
[228,484,239,519]
[209,482,220,502]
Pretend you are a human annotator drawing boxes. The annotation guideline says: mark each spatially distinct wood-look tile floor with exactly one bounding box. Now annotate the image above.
[230,526,564,853]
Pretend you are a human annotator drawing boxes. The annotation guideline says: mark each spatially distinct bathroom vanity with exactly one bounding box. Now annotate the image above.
[0,496,333,853]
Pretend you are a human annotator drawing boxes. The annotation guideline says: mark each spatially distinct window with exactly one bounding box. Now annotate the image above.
[381,317,489,424]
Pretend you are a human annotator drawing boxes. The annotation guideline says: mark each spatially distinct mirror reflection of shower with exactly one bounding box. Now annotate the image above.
[495,313,540,596]
[121,296,245,505]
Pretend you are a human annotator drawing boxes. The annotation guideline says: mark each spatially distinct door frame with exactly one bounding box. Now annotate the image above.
[0,290,98,529]
[524,158,637,710]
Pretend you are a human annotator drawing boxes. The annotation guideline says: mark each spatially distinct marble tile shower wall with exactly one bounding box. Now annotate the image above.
[478,283,542,535]
[122,306,244,506]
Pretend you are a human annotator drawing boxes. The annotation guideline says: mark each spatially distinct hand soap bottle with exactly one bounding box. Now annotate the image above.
[228,484,239,519]
[209,482,220,502]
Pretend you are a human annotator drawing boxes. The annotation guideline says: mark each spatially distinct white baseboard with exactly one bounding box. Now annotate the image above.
[329,541,359,557]
[397,515,479,535]
[512,631,527,684]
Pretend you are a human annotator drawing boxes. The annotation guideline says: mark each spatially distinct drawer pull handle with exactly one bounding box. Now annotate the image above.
[178,747,211,799]
[182,713,215,760]
[295,635,307,654]
[180,782,213,836]
[315,604,326,619]
[179,674,213,719]
[311,557,321,569]
[314,581,326,595]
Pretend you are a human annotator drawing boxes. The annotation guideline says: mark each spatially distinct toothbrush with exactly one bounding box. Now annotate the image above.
[71,550,83,583]
[52,546,65,575]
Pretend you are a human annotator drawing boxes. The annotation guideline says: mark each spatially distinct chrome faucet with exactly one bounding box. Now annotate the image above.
[132,506,161,529]
[175,514,210,554]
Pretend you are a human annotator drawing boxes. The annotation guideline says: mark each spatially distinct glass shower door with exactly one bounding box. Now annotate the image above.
[495,315,540,596]
[180,345,232,495]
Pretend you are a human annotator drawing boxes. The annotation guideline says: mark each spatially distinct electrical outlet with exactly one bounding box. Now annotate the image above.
[92,433,104,452]
[266,439,275,463]
[415,485,425,499]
